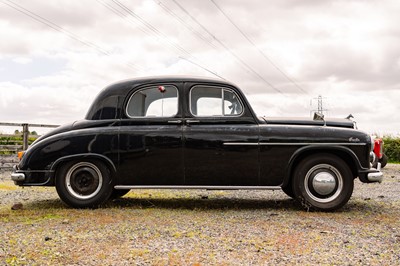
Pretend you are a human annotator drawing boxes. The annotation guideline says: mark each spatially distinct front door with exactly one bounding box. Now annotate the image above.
[183,84,259,186]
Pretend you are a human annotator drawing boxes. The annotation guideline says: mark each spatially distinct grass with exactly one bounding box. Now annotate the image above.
[1,194,399,265]
[0,183,17,191]
[1,165,400,265]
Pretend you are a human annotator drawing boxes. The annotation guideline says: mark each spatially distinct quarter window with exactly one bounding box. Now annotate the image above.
[190,86,243,116]
[126,85,178,117]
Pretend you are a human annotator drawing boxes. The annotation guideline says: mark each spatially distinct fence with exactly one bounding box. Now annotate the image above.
[0,122,59,153]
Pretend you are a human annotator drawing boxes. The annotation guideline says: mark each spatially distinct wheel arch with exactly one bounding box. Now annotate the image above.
[51,153,117,178]
[283,146,361,187]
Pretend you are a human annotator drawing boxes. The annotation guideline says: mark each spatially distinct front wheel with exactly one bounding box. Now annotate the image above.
[292,154,354,211]
[56,160,113,208]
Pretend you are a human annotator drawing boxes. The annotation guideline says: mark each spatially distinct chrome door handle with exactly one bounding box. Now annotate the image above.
[168,120,182,124]
[186,120,200,124]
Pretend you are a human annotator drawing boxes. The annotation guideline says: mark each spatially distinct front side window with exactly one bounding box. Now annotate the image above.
[190,86,243,117]
[126,85,178,118]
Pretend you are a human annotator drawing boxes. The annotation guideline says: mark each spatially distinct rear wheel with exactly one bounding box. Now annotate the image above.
[292,154,354,211]
[56,160,113,208]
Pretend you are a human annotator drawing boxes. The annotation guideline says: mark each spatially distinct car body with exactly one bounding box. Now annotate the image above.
[11,76,383,210]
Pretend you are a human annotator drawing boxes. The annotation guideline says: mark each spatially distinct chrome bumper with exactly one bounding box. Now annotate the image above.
[367,162,383,183]
[11,165,25,182]
[11,172,25,182]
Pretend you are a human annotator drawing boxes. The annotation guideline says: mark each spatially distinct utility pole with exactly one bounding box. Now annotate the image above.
[310,95,328,116]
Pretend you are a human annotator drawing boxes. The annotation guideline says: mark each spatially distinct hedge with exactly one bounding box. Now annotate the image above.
[382,136,400,163]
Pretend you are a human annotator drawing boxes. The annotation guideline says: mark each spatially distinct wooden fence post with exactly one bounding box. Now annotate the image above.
[22,123,29,150]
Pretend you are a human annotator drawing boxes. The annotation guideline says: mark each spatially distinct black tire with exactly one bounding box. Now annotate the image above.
[379,154,388,168]
[55,160,113,208]
[281,184,295,199]
[292,154,354,211]
[110,189,130,199]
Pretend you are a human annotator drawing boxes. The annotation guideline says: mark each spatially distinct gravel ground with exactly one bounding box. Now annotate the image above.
[0,165,399,265]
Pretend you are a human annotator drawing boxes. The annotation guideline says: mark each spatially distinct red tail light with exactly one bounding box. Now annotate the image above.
[373,139,383,159]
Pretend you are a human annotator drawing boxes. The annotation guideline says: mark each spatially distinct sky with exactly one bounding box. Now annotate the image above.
[0,0,399,135]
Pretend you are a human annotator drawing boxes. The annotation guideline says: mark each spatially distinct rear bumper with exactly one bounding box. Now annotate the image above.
[11,165,54,186]
[11,172,25,182]
[11,165,25,183]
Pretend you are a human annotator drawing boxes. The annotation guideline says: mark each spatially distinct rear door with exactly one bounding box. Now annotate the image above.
[118,83,184,185]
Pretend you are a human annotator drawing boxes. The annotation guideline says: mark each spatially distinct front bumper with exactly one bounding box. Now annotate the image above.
[366,163,383,183]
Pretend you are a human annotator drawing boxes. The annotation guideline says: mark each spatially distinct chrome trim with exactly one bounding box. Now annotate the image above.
[114,185,282,190]
[305,164,343,203]
[224,143,259,146]
[11,173,25,182]
[312,172,337,195]
[367,163,383,183]
[125,84,179,118]
[167,120,182,124]
[186,119,200,124]
[224,142,367,146]
[189,85,244,117]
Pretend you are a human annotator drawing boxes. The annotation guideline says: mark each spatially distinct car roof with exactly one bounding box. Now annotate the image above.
[105,75,234,90]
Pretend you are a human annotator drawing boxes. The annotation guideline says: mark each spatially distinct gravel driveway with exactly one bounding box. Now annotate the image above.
[1,164,399,265]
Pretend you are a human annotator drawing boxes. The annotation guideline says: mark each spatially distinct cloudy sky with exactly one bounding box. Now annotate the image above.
[1,0,399,135]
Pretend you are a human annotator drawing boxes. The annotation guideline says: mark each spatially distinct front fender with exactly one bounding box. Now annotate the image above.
[283,145,364,187]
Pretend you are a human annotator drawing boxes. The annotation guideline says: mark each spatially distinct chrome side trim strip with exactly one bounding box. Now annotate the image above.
[114,185,282,190]
[224,142,366,146]
[223,143,259,146]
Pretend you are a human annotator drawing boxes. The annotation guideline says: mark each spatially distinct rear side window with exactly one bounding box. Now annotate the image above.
[190,86,243,117]
[126,85,178,117]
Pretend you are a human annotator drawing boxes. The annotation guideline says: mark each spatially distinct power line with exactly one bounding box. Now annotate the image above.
[98,0,224,79]
[152,0,220,51]
[0,0,143,72]
[179,56,225,80]
[171,0,285,95]
[210,0,308,95]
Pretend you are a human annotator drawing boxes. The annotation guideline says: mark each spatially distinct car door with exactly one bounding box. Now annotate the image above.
[117,83,184,185]
[183,83,260,186]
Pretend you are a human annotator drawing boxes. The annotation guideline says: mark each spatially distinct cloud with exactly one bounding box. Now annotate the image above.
[0,0,399,135]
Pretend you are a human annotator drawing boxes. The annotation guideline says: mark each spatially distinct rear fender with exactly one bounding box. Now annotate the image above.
[50,153,117,177]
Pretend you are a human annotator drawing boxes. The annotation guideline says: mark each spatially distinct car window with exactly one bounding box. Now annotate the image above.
[126,85,178,117]
[190,86,243,117]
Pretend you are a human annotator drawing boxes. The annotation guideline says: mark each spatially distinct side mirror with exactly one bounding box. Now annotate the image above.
[313,112,325,121]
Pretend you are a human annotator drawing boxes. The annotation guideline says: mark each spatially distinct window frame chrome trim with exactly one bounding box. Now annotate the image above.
[189,85,245,118]
[125,85,180,119]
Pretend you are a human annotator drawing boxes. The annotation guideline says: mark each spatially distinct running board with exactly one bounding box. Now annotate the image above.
[114,185,282,190]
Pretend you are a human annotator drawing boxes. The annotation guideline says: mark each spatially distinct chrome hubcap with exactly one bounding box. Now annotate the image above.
[304,164,343,203]
[312,172,336,195]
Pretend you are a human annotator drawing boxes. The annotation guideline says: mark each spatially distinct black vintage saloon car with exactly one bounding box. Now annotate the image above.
[12,76,383,210]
